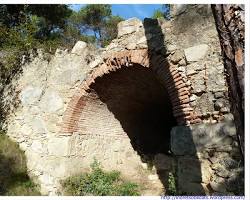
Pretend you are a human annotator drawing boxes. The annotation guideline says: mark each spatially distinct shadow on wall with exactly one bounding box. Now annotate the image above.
[142,18,205,195]
[89,18,205,195]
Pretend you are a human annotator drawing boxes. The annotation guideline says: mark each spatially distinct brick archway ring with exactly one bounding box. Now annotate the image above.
[60,49,197,135]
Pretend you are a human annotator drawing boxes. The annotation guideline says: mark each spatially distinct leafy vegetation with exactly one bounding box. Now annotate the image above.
[152,9,165,19]
[168,172,177,195]
[152,5,171,19]
[71,4,124,47]
[0,4,124,76]
[62,159,140,196]
[0,132,40,195]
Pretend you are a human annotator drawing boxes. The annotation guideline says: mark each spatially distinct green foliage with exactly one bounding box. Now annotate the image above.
[102,15,124,46]
[152,5,171,20]
[72,5,123,47]
[77,4,111,31]
[168,172,177,195]
[62,159,140,196]
[0,132,40,195]
[152,9,165,19]
[0,4,72,39]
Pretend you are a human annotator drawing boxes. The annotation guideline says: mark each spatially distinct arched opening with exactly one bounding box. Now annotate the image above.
[84,64,177,156]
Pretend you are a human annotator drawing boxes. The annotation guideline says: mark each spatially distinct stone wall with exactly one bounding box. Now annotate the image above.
[1,5,243,195]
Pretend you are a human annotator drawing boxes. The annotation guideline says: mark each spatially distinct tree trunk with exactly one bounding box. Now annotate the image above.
[211,4,245,155]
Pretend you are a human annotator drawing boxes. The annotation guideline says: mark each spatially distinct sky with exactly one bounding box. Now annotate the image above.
[69,4,163,20]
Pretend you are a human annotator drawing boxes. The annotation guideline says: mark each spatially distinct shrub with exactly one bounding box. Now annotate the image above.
[0,132,40,195]
[168,172,177,195]
[62,159,140,196]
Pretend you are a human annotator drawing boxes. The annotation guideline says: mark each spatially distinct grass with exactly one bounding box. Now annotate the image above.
[61,159,140,196]
[0,132,40,195]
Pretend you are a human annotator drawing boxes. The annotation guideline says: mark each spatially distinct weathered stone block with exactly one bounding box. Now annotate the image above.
[171,126,196,155]
[71,41,87,55]
[40,90,64,114]
[170,49,185,64]
[20,86,43,106]
[194,93,214,115]
[48,137,70,156]
[118,18,143,38]
[184,44,209,62]
[31,117,48,134]
[207,64,226,92]
[190,72,206,94]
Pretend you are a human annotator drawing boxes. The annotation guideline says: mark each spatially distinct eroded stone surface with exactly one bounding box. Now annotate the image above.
[184,44,209,62]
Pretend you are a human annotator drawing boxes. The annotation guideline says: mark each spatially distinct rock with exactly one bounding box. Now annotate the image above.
[186,68,197,76]
[71,41,87,55]
[40,90,63,114]
[31,140,47,154]
[190,72,206,94]
[214,98,229,110]
[189,121,236,151]
[189,94,197,102]
[148,174,159,181]
[184,44,209,62]
[187,62,205,73]
[170,126,196,155]
[200,160,212,183]
[220,107,230,113]
[141,163,148,170]
[179,58,187,66]
[39,173,55,186]
[118,18,143,38]
[56,69,85,86]
[170,49,185,64]
[224,113,234,121]
[31,117,48,134]
[214,91,224,98]
[206,64,226,92]
[178,157,202,183]
[20,86,43,106]
[154,153,175,171]
[177,66,185,73]
[219,157,239,170]
[212,163,230,178]
[210,181,227,193]
[48,137,70,156]
[194,93,214,115]
[168,44,177,51]
[209,152,229,164]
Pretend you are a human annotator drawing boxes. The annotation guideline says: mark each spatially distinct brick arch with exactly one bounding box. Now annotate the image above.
[60,49,197,135]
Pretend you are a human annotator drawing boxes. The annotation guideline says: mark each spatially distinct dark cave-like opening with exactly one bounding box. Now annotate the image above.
[90,64,177,155]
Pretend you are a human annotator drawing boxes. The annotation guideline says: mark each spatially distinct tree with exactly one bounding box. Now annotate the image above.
[211,4,245,154]
[28,5,72,39]
[102,15,124,46]
[76,4,111,42]
[0,5,27,27]
[72,4,123,47]
[0,4,72,39]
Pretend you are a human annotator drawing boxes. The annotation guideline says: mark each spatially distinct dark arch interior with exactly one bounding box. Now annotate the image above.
[90,64,177,156]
